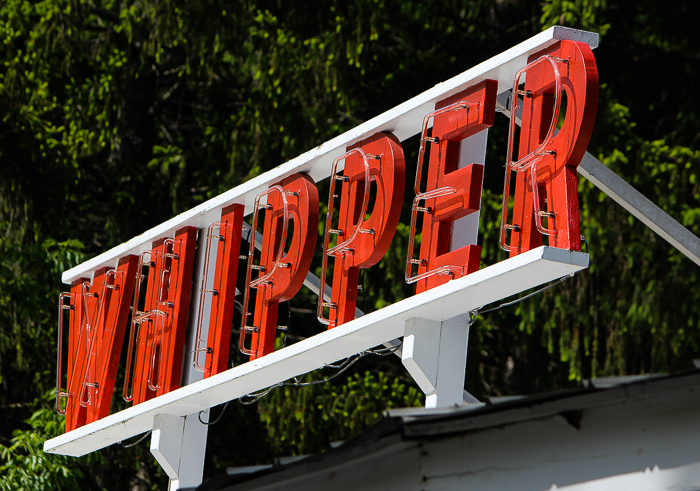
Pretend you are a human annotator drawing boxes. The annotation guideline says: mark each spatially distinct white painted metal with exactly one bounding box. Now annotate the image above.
[60,27,598,285]
[150,414,185,480]
[425,316,471,408]
[450,131,488,250]
[166,406,206,486]
[173,413,209,489]
[402,318,442,394]
[403,316,472,409]
[44,246,588,457]
[149,413,208,490]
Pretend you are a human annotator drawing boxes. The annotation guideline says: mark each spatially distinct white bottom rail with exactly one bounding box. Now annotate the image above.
[45,246,588,457]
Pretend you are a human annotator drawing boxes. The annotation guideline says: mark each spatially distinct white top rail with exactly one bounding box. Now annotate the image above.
[62,27,598,284]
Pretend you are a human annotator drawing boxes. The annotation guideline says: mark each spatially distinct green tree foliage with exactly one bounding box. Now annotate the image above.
[258,370,422,456]
[1,0,699,488]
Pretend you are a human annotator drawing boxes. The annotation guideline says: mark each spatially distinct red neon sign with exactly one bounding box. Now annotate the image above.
[124,227,197,405]
[318,132,405,328]
[241,174,319,360]
[55,41,599,432]
[501,40,598,255]
[195,204,245,378]
[407,80,497,293]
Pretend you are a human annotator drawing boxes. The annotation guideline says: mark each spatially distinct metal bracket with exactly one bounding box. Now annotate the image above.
[402,316,472,408]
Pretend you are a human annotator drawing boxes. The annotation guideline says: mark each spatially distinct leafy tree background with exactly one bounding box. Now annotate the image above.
[2,0,699,488]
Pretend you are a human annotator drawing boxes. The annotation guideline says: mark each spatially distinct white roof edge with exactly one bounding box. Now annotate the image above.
[62,27,598,284]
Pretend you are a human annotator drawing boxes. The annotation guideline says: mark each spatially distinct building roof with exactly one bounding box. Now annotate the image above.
[196,370,700,491]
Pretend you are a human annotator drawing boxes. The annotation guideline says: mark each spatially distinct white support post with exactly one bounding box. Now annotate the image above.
[402,318,442,395]
[400,125,487,409]
[150,413,209,490]
[402,315,472,408]
[150,415,184,484]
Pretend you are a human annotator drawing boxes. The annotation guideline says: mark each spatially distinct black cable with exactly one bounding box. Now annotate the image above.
[238,384,281,405]
[238,342,394,406]
[477,273,575,316]
[237,353,361,405]
[199,401,229,426]
[120,430,152,448]
[367,341,403,356]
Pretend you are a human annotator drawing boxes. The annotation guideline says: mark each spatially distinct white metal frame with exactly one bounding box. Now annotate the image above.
[45,27,605,488]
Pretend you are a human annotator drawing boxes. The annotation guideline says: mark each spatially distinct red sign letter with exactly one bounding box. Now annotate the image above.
[501,40,598,255]
[318,132,405,328]
[57,276,91,432]
[194,204,245,378]
[407,80,497,293]
[125,227,197,405]
[241,174,319,359]
[84,256,139,423]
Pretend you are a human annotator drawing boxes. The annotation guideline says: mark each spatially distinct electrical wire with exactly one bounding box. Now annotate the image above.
[199,401,229,425]
[476,238,588,317]
[120,430,152,448]
[366,342,403,356]
[238,354,361,405]
[236,339,401,406]
[476,272,575,316]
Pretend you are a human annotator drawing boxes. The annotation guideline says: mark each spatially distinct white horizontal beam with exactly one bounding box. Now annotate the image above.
[45,246,588,457]
[61,26,598,284]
